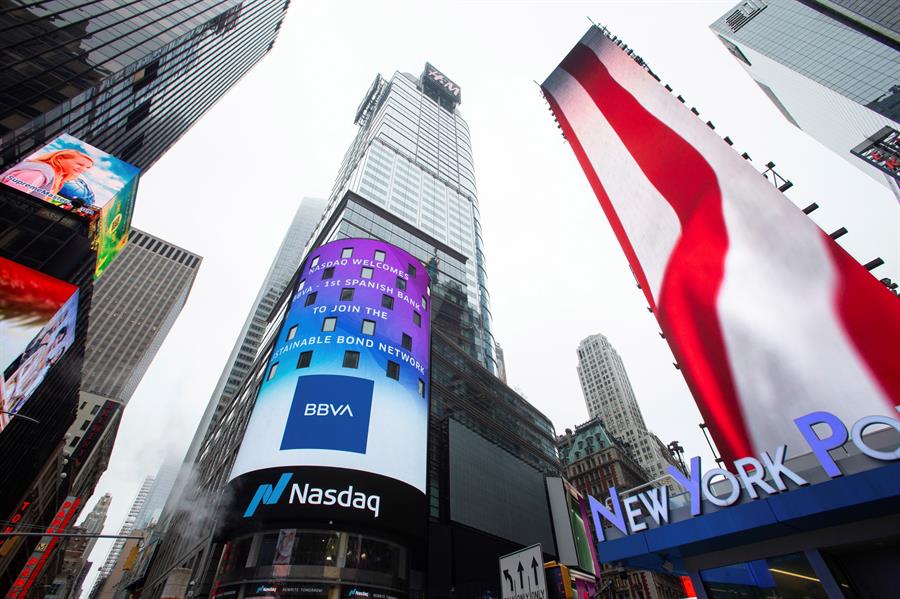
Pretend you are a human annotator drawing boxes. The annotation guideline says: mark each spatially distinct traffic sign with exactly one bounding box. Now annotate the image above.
[498,544,546,599]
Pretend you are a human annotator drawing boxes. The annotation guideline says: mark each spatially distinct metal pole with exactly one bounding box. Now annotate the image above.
[0,532,144,540]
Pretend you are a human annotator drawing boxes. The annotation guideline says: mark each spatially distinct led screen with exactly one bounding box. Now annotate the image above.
[0,258,79,433]
[542,26,900,464]
[227,238,431,537]
[0,133,140,279]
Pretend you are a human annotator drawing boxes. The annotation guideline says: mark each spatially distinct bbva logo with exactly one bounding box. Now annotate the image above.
[304,403,354,417]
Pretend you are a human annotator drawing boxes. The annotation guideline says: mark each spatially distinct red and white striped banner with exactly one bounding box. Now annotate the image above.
[542,27,899,464]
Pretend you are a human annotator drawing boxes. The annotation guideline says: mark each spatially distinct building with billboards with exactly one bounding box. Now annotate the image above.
[0,0,290,173]
[710,0,900,198]
[588,410,900,598]
[141,64,561,599]
[541,22,900,599]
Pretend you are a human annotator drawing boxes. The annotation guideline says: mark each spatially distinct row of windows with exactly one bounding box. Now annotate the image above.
[267,350,425,397]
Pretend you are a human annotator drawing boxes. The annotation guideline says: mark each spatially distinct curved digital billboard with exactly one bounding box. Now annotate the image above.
[226,239,431,537]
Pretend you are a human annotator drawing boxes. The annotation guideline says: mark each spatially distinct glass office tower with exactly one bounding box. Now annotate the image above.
[0,0,290,171]
[710,0,900,196]
[142,65,558,599]
[312,65,497,373]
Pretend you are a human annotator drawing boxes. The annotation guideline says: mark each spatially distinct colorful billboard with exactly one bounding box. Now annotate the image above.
[227,238,431,537]
[0,133,140,279]
[541,26,900,465]
[0,258,79,433]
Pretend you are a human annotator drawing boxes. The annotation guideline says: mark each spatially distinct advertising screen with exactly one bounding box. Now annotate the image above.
[0,258,79,433]
[227,238,431,537]
[542,26,900,464]
[0,133,140,279]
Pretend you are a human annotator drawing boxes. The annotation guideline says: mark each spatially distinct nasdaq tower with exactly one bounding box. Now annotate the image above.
[143,65,559,599]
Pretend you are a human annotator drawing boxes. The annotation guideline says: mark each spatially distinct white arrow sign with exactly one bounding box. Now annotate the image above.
[499,544,546,599]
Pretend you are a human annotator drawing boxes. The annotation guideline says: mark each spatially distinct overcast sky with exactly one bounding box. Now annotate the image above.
[78,1,900,595]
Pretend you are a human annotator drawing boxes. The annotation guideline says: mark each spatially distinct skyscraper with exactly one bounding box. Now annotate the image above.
[710,0,900,196]
[90,477,155,599]
[0,0,291,171]
[142,64,559,599]
[308,64,497,372]
[67,228,201,501]
[576,334,676,482]
[47,494,112,599]
[184,198,327,467]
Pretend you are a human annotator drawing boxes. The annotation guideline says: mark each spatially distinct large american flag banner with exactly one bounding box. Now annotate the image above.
[542,26,899,464]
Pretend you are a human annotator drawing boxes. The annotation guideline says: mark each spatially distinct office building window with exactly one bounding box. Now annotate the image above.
[386,360,400,380]
[80,420,90,430]
[305,292,317,306]
[297,351,312,368]
[343,351,360,369]
[413,311,421,327]
[396,276,406,291]
[340,288,355,301]
[362,267,374,279]
[287,325,298,340]
[323,267,335,280]
[402,333,412,351]
[90,404,101,415]
[362,319,376,335]
[322,317,337,332]
[311,256,320,268]
[408,264,417,277]
[374,250,386,261]
[382,294,394,309]
[418,379,425,397]
[342,247,353,259]
[268,363,279,381]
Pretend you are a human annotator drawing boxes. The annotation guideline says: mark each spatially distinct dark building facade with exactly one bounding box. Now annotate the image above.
[1,0,290,171]
[0,1,288,595]
[139,65,560,599]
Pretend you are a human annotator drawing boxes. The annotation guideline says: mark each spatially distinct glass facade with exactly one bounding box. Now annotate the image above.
[0,0,289,170]
[312,68,495,373]
[712,0,900,119]
[710,0,900,194]
[700,553,829,598]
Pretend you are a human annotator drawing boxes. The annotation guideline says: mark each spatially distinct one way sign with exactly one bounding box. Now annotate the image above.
[498,544,546,599]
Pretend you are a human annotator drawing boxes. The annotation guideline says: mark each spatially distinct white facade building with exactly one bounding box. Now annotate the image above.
[576,333,675,482]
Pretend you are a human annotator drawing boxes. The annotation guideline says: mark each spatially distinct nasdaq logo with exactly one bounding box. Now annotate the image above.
[281,375,373,453]
[244,473,292,518]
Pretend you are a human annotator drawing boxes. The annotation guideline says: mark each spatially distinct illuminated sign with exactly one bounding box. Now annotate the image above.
[0,500,32,555]
[422,63,461,106]
[589,409,900,541]
[851,125,900,182]
[6,496,80,599]
[226,239,431,537]
[0,134,140,279]
[0,258,79,433]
